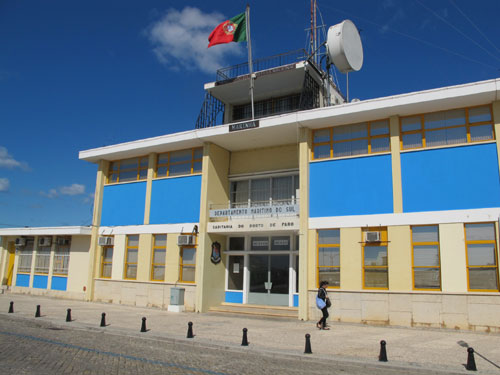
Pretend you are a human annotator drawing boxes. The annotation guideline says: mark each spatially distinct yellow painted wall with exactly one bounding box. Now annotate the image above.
[389,115,403,213]
[67,236,92,293]
[230,144,299,175]
[492,101,500,178]
[340,227,362,290]
[299,128,310,320]
[111,235,126,280]
[440,223,468,292]
[307,229,316,290]
[0,237,8,284]
[136,234,152,281]
[88,160,108,300]
[165,234,180,283]
[387,226,412,290]
[196,142,230,312]
[143,153,157,225]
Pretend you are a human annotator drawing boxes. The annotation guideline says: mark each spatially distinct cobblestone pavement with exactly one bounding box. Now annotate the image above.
[0,316,410,375]
[1,294,500,374]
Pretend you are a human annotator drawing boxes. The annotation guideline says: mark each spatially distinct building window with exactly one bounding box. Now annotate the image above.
[35,242,51,274]
[108,156,148,183]
[227,255,244,290]
[363,228,388,289]
[180,246,196,283]
[151,234,167,281]
[233,94,301,121]
[53,237,71,275]
[312,119,390,160]
[155,148,203,178]
[17,238,34,273]
[412,225,441,290]
[228,237,245,251]
[317,229,340,288]
[124,235,139,280]
[400,105,494,150]
[465,223,499,291]
[230,174,299,207]
[100,241,113,278]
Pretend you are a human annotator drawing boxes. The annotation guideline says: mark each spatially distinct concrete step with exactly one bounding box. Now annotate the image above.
[208,303,298,319]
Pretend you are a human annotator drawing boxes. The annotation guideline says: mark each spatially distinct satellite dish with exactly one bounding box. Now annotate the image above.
[327,19,363,73]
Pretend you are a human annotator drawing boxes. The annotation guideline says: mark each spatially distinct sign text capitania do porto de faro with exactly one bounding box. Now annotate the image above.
[208,217,299,233]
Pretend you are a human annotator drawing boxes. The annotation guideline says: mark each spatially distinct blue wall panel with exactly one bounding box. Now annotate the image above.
[293,294,299,307]
[51,276,68,291]
[310,155,393,217]
[101,182,147,226]
[150,176,201,224]
[33,275,48,289]
[16,274,30,287]
[225,291,243,303]
[402,144,500,212]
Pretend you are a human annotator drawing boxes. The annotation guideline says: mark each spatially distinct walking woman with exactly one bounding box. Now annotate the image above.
[316,280,330,330]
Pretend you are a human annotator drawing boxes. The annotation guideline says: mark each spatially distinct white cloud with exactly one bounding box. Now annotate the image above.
[0,178,9,192]
[41,183,86,199]
[60,183,85,196]
[146,7,244,74]
[0,146,30,170]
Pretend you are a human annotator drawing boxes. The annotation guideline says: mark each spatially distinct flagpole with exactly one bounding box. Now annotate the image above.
[245,4,255,120]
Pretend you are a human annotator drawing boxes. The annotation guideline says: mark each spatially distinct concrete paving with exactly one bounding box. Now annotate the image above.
[1,293,500,374]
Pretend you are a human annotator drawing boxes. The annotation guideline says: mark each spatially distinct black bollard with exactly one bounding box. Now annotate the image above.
[466,347,477,371]
[379,340,388,362]
[187,322,194,338]
[141,317,147,332]
[241,328,249,346]
[66,308,72,322]
[8,301,14,313]
[304,333,312,354]
[35,305,41,318]
[100,312,106,327]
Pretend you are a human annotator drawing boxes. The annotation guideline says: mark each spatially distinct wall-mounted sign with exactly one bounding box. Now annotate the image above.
[211,241,221,264]
[207,217,299,233]
[210,204,298,218]
[229,120,259,132]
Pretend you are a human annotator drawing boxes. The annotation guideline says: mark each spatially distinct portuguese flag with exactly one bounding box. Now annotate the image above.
[208,12,247,48]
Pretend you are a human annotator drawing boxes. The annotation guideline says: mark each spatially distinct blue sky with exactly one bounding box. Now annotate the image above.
[0,0,499,228]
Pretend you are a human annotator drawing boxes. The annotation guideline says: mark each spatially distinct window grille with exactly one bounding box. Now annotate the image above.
[35,246,51,274]
[53,238,70,275]
[17,238,34,273]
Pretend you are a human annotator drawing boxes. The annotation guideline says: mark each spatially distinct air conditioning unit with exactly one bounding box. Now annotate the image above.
[365,231,381,243]
[177,235,195,246]
[98,236,114,246]
[57,237,70,246]
[15,237,26,247]
[38,237,52,247]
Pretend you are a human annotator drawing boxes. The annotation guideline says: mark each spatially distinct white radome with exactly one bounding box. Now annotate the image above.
[327,19,364,73]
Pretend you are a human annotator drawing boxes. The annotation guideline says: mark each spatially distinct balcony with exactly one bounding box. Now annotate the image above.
[197,49,324,129]
[215,49,309,82]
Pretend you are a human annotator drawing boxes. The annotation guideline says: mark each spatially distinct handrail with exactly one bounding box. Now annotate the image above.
[216,49,308,82]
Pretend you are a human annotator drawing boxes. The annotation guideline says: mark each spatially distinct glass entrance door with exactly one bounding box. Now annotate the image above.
[248,254,289,306]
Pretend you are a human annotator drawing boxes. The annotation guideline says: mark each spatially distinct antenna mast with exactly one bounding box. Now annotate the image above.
[310,0,318,64]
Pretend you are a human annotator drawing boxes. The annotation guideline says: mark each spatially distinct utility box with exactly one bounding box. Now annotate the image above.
[170,287,185,306]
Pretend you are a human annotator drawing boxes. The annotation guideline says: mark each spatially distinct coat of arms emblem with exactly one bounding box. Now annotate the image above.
[211,241,221,264]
